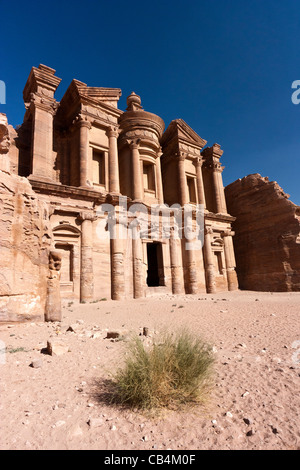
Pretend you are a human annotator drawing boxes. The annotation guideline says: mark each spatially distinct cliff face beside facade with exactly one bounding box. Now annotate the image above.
[225,174,300,292]
[0,114,52,321]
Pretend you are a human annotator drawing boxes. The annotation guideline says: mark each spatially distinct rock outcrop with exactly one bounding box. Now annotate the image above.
[0,169,52,321]
[0,113,18,174]
[225,174,300,292]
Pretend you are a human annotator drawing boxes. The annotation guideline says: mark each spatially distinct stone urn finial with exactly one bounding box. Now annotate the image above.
[126,91,143,111]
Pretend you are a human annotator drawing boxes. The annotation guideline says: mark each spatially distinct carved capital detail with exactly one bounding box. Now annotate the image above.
[195,157,204,168]
[78,212,96,223]
[211,160,224,173]
[73,114,92,129]
[107,126,119,139]
[28,93,59,115]
[205,227,214,236]
[222,229,235,238]
[177,151,187,162]
[127,138,141,150]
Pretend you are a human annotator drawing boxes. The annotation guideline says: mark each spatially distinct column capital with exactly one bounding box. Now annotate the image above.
[128,138,141,150]
[211,160,224,173]
[195,156,204,167]
[177,151,187,162]
[78,212,97,223]
[205,226,214,236]
[106,126,119,138]
[157,146,163,158]
[222,229,235,238]
[73,114,92,129]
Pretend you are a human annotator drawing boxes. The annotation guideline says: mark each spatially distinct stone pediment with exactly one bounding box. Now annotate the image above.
[56,79,122,127]
[161,119,207,151]
[75,83,122,109]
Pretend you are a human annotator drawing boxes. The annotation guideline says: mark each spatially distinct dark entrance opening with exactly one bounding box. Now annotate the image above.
[147,243,161,287]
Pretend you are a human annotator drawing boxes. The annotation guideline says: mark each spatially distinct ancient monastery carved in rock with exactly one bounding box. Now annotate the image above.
[0,63,256,321]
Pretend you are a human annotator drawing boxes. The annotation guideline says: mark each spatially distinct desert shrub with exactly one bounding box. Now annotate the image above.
[111,329,215,410]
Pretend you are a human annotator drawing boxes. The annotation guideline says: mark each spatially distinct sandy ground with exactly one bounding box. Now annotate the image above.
[0,290,299,451]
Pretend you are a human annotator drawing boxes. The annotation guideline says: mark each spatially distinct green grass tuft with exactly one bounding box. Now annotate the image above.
[110,329,215,410]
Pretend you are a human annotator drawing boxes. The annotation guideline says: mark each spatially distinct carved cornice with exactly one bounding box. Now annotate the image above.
[25,93,59,116]
[55,79,122,130]
[201,143,224,171]
[119,111,165,139]
[161,119,207,151]
[23,64,61,103]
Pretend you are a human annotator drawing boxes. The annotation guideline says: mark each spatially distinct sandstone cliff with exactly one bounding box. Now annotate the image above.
[225,174,300,292]
[0,113,52,321]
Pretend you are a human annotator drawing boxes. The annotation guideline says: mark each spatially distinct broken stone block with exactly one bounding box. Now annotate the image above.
[46,340,69,356]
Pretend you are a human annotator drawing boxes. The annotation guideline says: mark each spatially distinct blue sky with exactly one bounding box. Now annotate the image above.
[1,0,300,204]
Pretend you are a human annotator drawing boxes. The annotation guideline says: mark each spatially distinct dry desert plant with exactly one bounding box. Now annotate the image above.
[110,329,215,410]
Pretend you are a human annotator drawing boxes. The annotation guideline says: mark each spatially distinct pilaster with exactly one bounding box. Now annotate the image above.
[23,65,61,182]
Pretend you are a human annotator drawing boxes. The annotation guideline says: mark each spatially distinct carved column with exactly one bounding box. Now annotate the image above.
[107,126,120,193]
[195,157,206,207]
[202,143,227,214]
[212,161,227,214]
[222,230,238,291]
[78,118,92,188]
[204,227,216,294]
[184,239,198,294]
[110,218,125,300]
[129,140,143,201]
[45,251,62,322]
[131,219,144,299]
[156,149,164,204]
[79,212,94,302]
[178,152,188,206]
[170,226,183,294]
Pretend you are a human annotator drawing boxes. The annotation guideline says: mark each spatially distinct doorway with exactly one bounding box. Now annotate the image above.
[55,243,74,293]
[146,242,163,287]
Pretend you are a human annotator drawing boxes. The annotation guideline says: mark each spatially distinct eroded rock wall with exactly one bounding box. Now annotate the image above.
[0,170,52,321]
[225,174,300,292]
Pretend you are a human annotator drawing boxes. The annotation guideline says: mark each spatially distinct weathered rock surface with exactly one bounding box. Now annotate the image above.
[225,174,300,291]
[0,169,52,321]
[46,340,69,356]
[0,113,18,174]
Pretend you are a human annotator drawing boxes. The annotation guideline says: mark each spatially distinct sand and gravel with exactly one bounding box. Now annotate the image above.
[0,290,299,450]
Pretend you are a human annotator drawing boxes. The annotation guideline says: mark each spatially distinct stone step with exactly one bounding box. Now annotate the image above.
[145,286,170,297]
